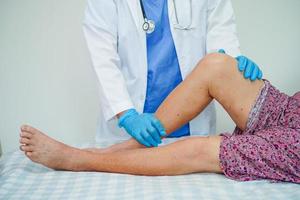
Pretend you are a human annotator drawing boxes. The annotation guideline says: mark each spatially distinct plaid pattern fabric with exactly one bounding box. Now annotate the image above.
[0,141,299,200]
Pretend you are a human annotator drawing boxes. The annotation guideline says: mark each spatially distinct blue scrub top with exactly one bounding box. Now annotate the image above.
[142,0,190,138]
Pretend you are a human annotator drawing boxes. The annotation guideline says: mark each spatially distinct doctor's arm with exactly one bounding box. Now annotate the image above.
[83,0,134,121]
[83,0,164,147]
[206,0,263,81]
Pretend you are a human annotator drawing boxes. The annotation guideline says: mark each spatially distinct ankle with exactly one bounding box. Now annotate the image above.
[62,147,82,171]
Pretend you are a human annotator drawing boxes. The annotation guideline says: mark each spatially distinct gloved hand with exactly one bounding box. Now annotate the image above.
[218,49,263,81]
[118,109,167,147]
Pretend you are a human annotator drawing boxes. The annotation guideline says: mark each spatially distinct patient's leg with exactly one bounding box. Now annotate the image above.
[19,53,264,175]
[20,125,221,175]
[156,53,264,133]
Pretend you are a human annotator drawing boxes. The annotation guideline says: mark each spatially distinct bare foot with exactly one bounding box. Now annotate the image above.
[19,125,78,170]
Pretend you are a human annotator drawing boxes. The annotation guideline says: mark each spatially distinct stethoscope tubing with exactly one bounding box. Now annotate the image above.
[139,0,147,20]
[139,0,193,33]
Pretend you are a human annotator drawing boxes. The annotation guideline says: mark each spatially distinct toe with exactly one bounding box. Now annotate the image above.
[21,125,42,135]
[19,137,32,145]
[26,152,33,157]
[20,145,34,152]
[20,131,33,139]
[21,125,31,132]
[25,152,35,160]
[26,152,38,162]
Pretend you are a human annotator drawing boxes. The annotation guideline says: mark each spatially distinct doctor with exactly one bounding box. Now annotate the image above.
[83,0,262,147]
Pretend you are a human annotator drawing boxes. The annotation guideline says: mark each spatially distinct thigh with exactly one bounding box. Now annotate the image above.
[281,92,300,129]
[220,127,300,183]
[207,55,264,130]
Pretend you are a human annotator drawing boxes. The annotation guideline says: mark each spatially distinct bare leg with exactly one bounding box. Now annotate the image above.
[156,53,264,133]
[20,126,220,175]
[19,54,264,175]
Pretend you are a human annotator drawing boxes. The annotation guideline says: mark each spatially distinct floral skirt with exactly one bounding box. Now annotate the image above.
[219,80,300,183]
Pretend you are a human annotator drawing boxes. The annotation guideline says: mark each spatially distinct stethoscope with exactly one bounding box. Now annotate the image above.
[139,0,193,34]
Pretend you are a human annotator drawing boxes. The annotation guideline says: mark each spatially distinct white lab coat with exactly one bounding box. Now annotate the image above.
[83,0,241,143]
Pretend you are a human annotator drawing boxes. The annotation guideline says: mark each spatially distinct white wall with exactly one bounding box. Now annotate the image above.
[217,0,300,133]
[0,0,299,154]
[0,0,99,154]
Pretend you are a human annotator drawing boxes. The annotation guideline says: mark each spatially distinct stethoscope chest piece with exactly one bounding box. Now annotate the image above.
[140,0,193,33]
[143,19,155,34]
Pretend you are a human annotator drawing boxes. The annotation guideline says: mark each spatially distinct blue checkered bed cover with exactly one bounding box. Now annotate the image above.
[1,142,299,200]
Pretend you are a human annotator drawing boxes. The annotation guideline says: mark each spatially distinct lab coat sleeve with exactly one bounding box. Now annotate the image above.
[83,0,134,121]
[206,0,241,57]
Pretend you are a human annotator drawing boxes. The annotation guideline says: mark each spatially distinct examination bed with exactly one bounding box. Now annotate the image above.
[1,141,299,200]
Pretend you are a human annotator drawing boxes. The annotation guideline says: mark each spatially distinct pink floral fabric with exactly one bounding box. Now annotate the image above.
[219,81,300,183]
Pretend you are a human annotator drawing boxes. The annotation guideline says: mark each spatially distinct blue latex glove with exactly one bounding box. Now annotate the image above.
[118,109,167,147]
[218,49,263,81]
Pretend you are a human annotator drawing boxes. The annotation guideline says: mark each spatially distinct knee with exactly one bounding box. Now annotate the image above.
[197,53,237,80]
[202,53,229,65]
